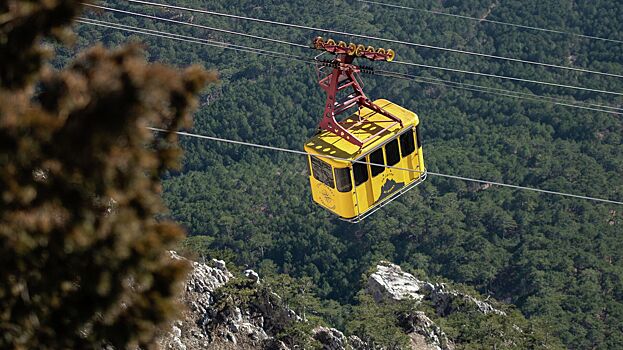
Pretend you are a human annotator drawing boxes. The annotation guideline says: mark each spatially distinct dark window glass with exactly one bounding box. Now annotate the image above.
[415,124,422,148]
[310,156,334,188]
[335,167,352,192]
[385,139,400,166]
[353,160,368,186]
[400,130,416,157]
[369,148,385,177]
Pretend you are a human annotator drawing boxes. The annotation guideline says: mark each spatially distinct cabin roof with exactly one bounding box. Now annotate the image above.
[304,99,418,167]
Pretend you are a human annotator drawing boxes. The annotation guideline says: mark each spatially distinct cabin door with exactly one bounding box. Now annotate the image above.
[352,159,372,216]
[368,148,386,204]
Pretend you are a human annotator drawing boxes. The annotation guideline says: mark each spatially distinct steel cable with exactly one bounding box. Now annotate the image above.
[76,18,623,115]
[148,127,623,206]
[119,0,623,79]
[85,4,623,98]
[357,0,623,45]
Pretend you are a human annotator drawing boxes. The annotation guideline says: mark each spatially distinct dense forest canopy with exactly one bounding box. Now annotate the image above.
[63,0,623,348]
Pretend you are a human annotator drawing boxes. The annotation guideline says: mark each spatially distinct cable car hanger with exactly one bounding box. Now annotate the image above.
[311,36,403,147]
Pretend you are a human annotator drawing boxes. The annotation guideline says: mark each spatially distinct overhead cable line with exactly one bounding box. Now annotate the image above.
[392,59,623,97]
[83,4,308,49]
[76,18,315,63]
[86,4,623,98]
[357,0,623,45]
[120,0,623,79]
[77,18,623,115]
[147,127,623,206]
[78,20,623,205]
[374,69,623,115]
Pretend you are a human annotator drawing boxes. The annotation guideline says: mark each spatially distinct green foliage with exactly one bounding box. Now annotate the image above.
[0,1,213,348]
[347,293,411,349]
[68,0,623,348]
[264,274,322,322]
[434,307,565,350]
[277,321,323,350]
[211,277,258,316]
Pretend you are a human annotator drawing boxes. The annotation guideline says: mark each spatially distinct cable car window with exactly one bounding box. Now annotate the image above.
[335,167,352,192]
[310,156,334,188]
[369,148,385,177]
[400,130,416,157]
[353,160,368,186]
[416,124,422,148]
[385,139,400,166]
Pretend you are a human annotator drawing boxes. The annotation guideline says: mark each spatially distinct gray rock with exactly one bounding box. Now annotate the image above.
[224,330,237,345]
[161,323,186,350]
[168,337,186,350]
[313,326,347,350]
[245,269,261,284]
[365,261,509,350]
[212,259,227,270]
[367,261,426,303]
[366,261,505,316]
[171,325,182,338]
[313,327,370,350]
[402,311,453,350]
[347,335,368,350]
[262,338,291,350]
[159,252,306,349]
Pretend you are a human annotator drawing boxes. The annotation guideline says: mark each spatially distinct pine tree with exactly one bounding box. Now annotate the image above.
[0,1,216,348]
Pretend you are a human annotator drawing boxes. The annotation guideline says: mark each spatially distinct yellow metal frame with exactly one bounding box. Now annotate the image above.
[304,99,426,222]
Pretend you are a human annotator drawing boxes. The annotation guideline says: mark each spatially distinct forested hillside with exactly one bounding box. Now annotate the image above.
[69,0,623,348]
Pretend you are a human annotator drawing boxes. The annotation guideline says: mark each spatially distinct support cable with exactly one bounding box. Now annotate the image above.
[357,0,623,45]
[375,69,623,114]
[84,3,308,49]
[76,18,623,115]
[120,0,623,79]
[147,127,623,206]
[77,18,315,63]
[85,4,623,97]
[392,59,623,97]
[76,20,623,205]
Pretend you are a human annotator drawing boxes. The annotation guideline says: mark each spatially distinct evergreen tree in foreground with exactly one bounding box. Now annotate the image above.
[0,0,216,348]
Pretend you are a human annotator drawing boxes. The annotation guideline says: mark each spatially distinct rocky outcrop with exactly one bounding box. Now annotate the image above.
[159,256,511,350]
[160,253,363,350]
[400,312,453,350]
[368,261,505,316]
[159,253,273,349]
[367,263,427,303]
[312,326,367,350]
[366,261,509,350]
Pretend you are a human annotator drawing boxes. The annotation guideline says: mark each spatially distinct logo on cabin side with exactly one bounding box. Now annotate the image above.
[377,178,405,203]
[316,183,336,210]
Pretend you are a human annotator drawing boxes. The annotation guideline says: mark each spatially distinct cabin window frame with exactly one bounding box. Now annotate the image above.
[415,124,422,149]
[334,167,353,192]
[385,138,401,166]
[310,155,335,188]
[399,128,416,158]
[352,158,369,187]
[369,148,386,177]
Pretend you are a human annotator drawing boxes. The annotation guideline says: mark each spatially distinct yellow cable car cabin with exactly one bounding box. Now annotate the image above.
[305,99,426,222]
